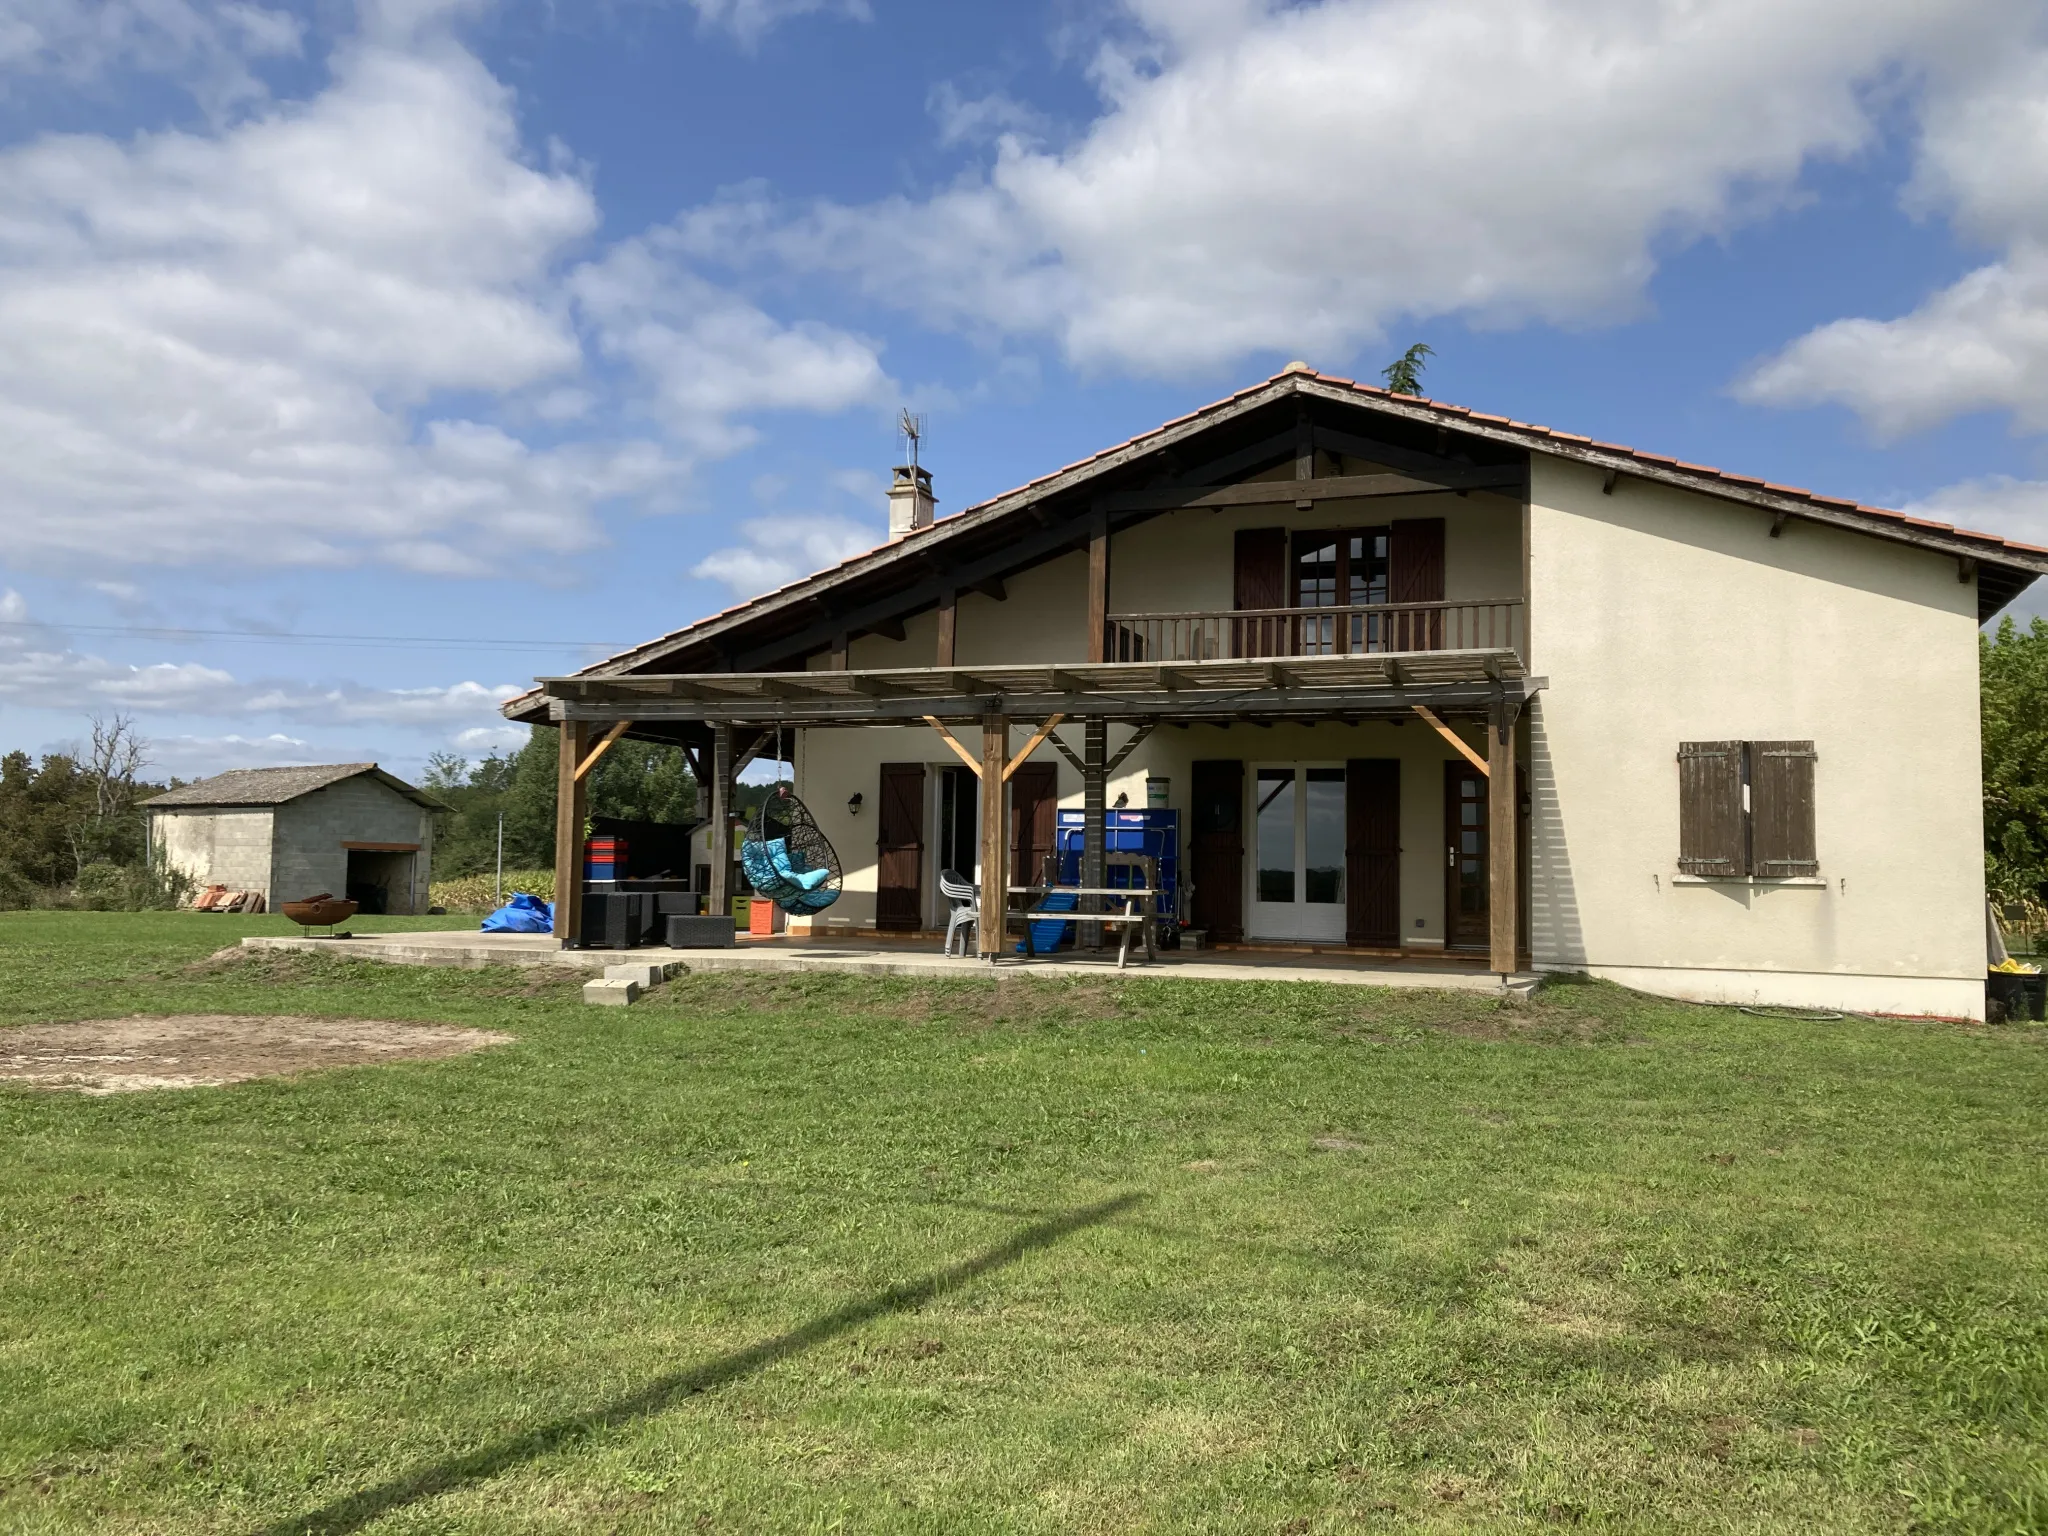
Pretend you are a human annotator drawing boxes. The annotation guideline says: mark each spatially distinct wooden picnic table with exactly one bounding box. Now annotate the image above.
[1005,884,1158,968]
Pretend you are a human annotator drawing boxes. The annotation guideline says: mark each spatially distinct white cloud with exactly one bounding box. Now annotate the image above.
[928,82,1050,149]
[684,0,869,48]
[0,4,890,580]
[0,0,303,115]
[1739,37,2048,435]
[0,588,523,728]
[571,229,890,454]
[682,0,2040,377]
[1903,475,2048,553]
[691,512,879,596]
[148,732,315,778]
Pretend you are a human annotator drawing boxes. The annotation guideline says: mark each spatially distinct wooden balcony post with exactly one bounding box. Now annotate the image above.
[936,589,957,667]
[978,714,1009,958]
[1087,503,1110,663]
[708,724,734,923]
[553,719,588,948]
[1488,701,1518,977]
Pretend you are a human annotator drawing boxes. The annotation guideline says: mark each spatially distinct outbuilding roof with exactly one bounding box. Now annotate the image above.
[144,763,441,811]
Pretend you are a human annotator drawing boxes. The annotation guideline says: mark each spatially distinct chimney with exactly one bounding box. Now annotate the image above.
[887,464,935,540]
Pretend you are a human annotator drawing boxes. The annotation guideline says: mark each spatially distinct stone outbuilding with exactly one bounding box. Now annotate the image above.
[145,764,440,914]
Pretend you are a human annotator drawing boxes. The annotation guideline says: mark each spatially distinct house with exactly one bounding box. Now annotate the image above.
[503,364,2047,1019]
[146,764,440,914]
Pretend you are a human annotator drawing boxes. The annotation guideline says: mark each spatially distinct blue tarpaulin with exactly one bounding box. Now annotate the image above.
[481,892,554,933]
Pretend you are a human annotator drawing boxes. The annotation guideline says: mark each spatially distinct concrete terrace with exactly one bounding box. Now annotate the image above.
[240,929,1531,993]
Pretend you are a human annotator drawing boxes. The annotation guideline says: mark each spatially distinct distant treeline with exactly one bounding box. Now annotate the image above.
[424,728,700,878]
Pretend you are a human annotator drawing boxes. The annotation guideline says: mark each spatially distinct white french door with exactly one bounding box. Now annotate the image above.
[1248,763,1347,942]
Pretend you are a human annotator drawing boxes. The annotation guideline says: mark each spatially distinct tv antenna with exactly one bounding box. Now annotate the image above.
[898,409,925,471]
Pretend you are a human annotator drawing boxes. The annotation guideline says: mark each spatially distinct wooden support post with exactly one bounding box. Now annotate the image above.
[826,634,849,671]
[1488,702,1517,978]
[1087,504,1110,663]
[936,590,957,667]
[553,719,588,948]
[978,713,1009,959]
[708,725,734,923]
[1082,718,1106,949]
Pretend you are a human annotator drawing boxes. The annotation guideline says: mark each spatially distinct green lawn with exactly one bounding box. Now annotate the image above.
[2,912,2045,1534]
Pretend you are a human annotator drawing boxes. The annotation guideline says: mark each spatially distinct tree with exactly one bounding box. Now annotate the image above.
[1982,616,2048,903]
[426,728,699,876]
[70,714,150,873]
[1381,342,1434,396]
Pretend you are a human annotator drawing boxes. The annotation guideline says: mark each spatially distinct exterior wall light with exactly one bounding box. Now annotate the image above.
[847,792,863,816]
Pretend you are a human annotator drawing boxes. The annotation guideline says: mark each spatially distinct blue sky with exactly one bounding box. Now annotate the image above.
[3,0,2046,783]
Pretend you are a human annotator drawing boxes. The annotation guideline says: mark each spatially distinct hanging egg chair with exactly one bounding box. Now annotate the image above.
[740,782,844,916]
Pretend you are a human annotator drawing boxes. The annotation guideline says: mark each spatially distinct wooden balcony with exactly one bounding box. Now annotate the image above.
[1104,599,1523,662]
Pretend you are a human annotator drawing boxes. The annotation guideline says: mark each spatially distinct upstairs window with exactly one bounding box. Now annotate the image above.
[1678,741,1818,878]
[1292,527,1390,654]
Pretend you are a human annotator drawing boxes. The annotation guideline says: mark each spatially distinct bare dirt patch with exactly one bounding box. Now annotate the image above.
[0,1014,510,1094]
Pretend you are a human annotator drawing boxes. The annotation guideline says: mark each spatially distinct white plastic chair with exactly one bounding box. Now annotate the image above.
[940,868,978,956]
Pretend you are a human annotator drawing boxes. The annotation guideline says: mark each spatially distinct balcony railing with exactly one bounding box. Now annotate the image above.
[1104,598,1523,663]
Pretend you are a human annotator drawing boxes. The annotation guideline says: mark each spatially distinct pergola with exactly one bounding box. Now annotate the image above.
[532,649,1544,976]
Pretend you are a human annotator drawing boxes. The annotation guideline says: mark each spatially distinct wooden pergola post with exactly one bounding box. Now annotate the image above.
[553,719,588,948]
[978,713,1008,959]
[1488,701,1518,977]
[1081,718,1106,949]
[708,725,734,922]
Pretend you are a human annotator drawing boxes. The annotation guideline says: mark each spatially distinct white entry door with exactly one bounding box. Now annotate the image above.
[1248,764,1347,942]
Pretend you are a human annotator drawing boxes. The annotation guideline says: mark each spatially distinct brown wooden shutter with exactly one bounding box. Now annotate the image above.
[1677,741,1745,877]
[1750,741,1818,877]
[1190,759,1245,942]
[875,763,925,930]
[1346,758,1400,947]
[1008,763,1058,890]
[1233,527,1287,657]
[1389,517,1445,649]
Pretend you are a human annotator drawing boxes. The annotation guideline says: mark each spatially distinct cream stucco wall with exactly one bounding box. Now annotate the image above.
[1526,456,1986,1018]
[1107,464,1521,618]
[151,808,274,896]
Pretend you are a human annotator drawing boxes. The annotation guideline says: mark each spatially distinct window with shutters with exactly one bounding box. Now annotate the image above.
[1677,740,1818,878]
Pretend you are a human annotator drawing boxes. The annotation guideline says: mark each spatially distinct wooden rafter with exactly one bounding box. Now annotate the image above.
[1412,704,1488,777]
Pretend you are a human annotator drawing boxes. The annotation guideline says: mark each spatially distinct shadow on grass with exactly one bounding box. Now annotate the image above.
[256,1191,1144,1536]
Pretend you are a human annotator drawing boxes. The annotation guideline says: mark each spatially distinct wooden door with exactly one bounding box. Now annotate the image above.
[1346,759,1400,947]
[1009,764,1058,890]
[1443,759,1488,949]
[1233,527,1287,657]
[1191,759,1245,942]
[1390,517,1445,650]
[875,763,925,930]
